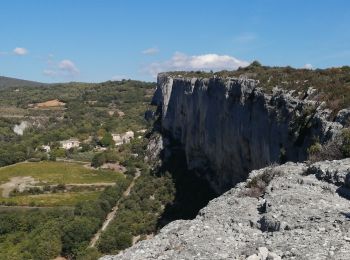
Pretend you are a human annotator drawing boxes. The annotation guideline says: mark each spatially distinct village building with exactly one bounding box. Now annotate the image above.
[41,145,51,153]
[60,138,80,150]
[112,130,134,146]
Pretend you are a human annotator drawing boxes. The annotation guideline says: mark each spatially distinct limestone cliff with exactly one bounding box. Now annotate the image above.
[101,75,350,260]
[152,74,344,193]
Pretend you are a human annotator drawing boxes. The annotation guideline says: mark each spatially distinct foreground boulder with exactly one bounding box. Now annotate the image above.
[101,159,350,260]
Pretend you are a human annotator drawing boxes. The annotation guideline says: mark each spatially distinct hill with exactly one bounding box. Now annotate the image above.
[0,75,46,89]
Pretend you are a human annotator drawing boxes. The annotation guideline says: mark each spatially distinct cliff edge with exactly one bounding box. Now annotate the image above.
[101,74,350,260]
[152,74,345,193]
[101,159,350,260]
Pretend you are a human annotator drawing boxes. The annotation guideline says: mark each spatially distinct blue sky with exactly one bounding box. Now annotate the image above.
[0,0,349,83]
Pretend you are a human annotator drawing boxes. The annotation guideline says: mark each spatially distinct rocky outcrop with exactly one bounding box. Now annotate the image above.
[100,74,350,259]
[152,74,344,193]
[101,159,350,260]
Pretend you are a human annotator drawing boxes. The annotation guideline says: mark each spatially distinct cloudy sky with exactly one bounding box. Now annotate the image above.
[0,0,349,82]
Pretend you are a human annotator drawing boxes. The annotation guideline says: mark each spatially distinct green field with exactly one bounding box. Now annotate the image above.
[0,161,122,184]
[0,191,101,207]
[0,161,126,206]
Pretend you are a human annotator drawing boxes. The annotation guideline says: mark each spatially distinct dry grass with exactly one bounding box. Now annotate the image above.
[33,99,66,108]
[241,168,283,198]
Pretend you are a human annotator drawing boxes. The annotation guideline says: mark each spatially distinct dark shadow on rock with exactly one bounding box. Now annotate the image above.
[155,145,217,229]
[340,212,350,220]
[336,186,350,200]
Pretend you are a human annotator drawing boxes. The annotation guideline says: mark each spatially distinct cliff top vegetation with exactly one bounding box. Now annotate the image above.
[164,63,350,112]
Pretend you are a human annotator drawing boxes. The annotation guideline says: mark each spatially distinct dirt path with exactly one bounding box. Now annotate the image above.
[55,158,90,164]
[56,159,127,173]
[0,176,38,198]
[0,178,116,198]
[89,168,141,247]
[0,205,74,210]
[65,183,115,187]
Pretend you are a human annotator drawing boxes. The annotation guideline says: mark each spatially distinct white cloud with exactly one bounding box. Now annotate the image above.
[304,63,313,70]
[58,59,80,75]
[142,47,159,55]
[43,59,80,78]
[145,52,249,77]
[13,47,28,55]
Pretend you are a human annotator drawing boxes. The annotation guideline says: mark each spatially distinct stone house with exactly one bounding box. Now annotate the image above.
[60,138,80,150]
[112,131,134,146]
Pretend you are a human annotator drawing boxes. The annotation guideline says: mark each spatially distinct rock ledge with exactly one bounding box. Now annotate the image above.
[101,159,350,260]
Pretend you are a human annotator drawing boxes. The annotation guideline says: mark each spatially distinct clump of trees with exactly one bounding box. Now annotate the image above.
[0,80,155,168]
[0,175,131,259]
[97,166,175,254]
[91,150,119,168]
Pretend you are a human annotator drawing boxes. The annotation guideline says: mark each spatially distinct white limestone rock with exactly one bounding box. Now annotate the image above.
[154,74,343,193]
[101,159,350,260]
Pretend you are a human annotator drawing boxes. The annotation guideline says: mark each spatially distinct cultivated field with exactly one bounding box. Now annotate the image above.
[0,161,125,206]
[0,191,102,207]
[0,161,122,184]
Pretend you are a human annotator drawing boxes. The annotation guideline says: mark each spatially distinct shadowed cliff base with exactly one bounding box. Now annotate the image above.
[155,144,216,228]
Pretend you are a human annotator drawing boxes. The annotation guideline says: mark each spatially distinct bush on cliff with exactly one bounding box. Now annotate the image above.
[341,129,350,157]
[307,128,350,162]
[242,168,282,198]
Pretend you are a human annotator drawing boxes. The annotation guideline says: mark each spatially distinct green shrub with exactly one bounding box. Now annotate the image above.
[341,128,350,157]
[97,231,132,254]
[61,217,99,256]
[26,221,62,260]
[91,153,105,168]
[50,148,66,158]
[100,133,115,147]
[76,247,101,260]
[308,142,322,156]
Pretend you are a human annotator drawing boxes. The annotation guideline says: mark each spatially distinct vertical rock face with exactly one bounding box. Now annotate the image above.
[153,74,342,193]
[101,74,350,260]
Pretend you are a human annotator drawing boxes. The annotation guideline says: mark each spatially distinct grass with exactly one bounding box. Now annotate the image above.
[0,161,123,185]
[0,161,126,206]
[241,168,283,198]
[0,191,101,206]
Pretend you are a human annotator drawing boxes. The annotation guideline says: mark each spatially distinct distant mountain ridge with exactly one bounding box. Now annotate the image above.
[0,76,46,89]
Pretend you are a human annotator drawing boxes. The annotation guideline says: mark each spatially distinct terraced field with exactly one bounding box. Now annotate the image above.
[0,161,122,183]
[0,161,125,206]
